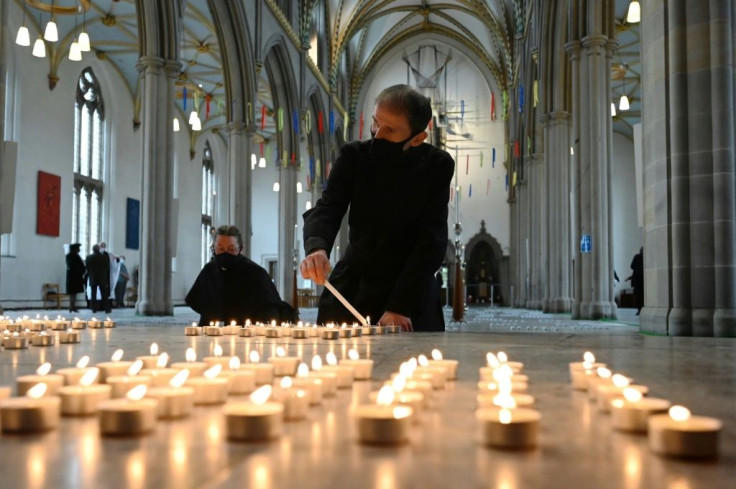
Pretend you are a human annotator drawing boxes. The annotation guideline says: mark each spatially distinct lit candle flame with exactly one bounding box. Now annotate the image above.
[76,355,90,369]
[250,385,272,405]
[497,376,512,394]
[229,356,240,370]
[26,383,47,399]
[392,406,412,419]
[126,385,147,401]
[431,349,443,361]
[612,374,630,388]
[341,323,347,329]
[186,348,197,362]
[492,364,513,382]
[150,343,159,355]
[486,352,500,368]
[376,385,395,406]
[583,351,595,363]
[326,352,337,366]
[499,408,513,424]
[297,363,309,378]
[230,320,236,326]
[597,367,612,379]
[245,319,251,326]
[213,344,223,357]
[112,349,124,362]
[249,350,260,363]
[391,374,406,393]
[281,376,293,389]
[127,360,143,376]
[271,320,277,327]
[297,321,304,328]
[497,351,508,363]
[170,369,189,388]
[348,349,359,361]
[276,346,286,357]
[418,354,429,367]
[623,387,643,403]
[191,322,197,327]
[669,405,691,422]
[156,352,169,369]
[80,367,99,386]
[366,316,371,325]
[204,364,222,379]
[399,362,414,377]
[36,362,51,376]
[311,355,323,371]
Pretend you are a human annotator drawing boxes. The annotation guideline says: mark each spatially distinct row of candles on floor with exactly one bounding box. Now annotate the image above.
[0,315,115,349]
[186,318,402,339]
[570,352,722,459]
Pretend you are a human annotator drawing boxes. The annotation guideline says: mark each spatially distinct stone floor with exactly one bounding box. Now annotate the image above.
[0,306,733,489]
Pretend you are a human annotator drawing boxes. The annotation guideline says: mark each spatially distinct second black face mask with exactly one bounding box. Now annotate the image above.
[370,136,412,163]
[215,253,239,270]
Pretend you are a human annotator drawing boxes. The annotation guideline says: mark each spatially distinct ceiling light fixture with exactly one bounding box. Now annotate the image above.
[626,1,641,24]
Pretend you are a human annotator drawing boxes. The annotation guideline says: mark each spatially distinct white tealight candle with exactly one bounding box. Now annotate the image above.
[427,349,459,380]
[321,352,354,388]
[106,360,152,398]
[225,385,284,441]
[140,353,180,387]
[321,324,340,340]
[170,348,210,377]
[58,329,81,344]
[52,318,70,331]
[185,364,229,405]
[145,369,195,419]
[88,317,102,329]
[476,406,541,449]
[57,355,96,385]
[275,376,309,421]
[185,322,201,336]
[71,318,86,329]
[58,368,112,416]
[98,385,158,436]
[372,375,424,418]
[611,388,671,432]
[355,386,413,445]
[268,347,300,376]
[223,321,241,335]
[103,317,116,328]
[97,349,134,383]
[241,351,275,385]
[17,363,64,396]
[596,374,648,413]
[309,356,337,397]
[31,331,55,346]
[340,349,373,380]
[569,351,606,388]
[415,355,447,389]
[205,323,223,336]
[137,343,162,369]
[291,363,323,405]
[220,357,256,395]
[203,343,231,368]
[648,405,722,459]
[0,383,61,433]
[3,332,28,349]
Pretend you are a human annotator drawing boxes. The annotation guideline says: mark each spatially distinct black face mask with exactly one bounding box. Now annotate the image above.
[370,133,414,163]
[215,253,239,270]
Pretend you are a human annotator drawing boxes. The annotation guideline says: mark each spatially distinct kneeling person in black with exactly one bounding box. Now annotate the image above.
[186,225,297,326]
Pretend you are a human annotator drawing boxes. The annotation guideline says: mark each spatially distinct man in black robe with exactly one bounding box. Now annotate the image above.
[300,84,454,331]
[186,225,297,326]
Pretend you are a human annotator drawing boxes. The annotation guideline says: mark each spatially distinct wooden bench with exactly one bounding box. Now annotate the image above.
[42,283,68,309]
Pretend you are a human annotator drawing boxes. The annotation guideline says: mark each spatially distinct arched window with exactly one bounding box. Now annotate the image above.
[201,142,215,267]
[72,68,105,258]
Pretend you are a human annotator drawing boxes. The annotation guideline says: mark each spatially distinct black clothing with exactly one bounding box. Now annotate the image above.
[85,250,111,313]
[303,139,454,331]
[630,251,644,314]
[185,254,298,326]
[66,252,86,294]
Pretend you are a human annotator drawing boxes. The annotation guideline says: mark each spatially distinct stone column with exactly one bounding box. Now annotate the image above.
[135,57,180,316]
[226,122,252,256]
[567,40,583,318]
[571,32,617,320]
[640,0,736,337]
[278,164,298,306]
[0,0,7,314]
[516,180,529,307]
[527,153,545,310]
[545,111,573,312]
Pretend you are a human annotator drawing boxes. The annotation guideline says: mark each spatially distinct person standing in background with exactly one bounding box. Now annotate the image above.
[627,247,644,315]
[115,256,129,307]
[86,244,111,313]
[66,243,85,312]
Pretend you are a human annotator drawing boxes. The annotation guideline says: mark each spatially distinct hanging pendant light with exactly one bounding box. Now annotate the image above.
[611,102,617,117]
[44,1,58,42]
[173,118,180,132]
[16,6,30,46]
[68,41,82,61]
[188,109,199,125]
[272,182,280,192]
[191,113,202,131]
[258,156,266,168]
[296,182,303,193]
[619,94,630,111]
[78,10,90,51]
[251,154,257,169]
[627,1,641,24]
[32,35,46,58]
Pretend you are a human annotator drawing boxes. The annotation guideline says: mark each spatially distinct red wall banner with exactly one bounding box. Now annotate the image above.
[37,170,61,237]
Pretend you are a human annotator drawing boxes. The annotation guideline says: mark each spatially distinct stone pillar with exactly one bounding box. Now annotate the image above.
[516,180,529,307]
[570,31,617,320]
[545,111,573,313]
[527,153,545,309]
[567,40,582,318]
[278,164,298,306]
[226,122,252,256]
[640,0,736,337]
[135,57,180,316]
[0,0,7,314]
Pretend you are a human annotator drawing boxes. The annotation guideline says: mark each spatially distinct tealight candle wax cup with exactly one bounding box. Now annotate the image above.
[648,409,722,459]
[225,401,284,441]
[0,394,61,433]
[476,407,541,449]
[355,404,413,445]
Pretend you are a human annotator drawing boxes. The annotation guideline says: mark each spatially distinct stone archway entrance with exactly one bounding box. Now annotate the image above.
[464,221,509,306]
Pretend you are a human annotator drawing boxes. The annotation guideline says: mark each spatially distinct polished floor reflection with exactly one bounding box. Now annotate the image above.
[0,307,733,489]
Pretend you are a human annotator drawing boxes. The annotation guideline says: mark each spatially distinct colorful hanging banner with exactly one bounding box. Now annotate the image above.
[318,111,324,134]
[533,80,539,107]
[460,100,465,121]
[519,84,524,113]
[182,86,187,111]
[466,155,469,175]
[480,152,484,168]
[359,112,364,139]
[468,184,472,198]
[205,95,211,120]
[491,92,496,121]
[514,140,520,158]
[512,171,518,186]
[316,158,321,177]
[329,111,335,134]
[492,148,496,168]
[292,109,299,135]
[266,145,272,162]
[261,105,267,131]
[505,174,509,190]
[278,108,284,132]
[305,110,312,133]
[502,90,508,120]
[282,150,288,167]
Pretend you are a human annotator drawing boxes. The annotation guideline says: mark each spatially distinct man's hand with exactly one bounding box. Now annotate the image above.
[300,249,331,285]
[378,311,413,332]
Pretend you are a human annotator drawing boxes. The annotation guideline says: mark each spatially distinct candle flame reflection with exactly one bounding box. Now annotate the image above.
[297,363,309,377]
[26,383,47,399]
[36,362,51,376]
[326,352,337,366]
[76,355,90,369]
[311,355,323,371]
[497,351,508,363]
[204,364,222,379]
[348,349,359,360]
[276,346,286,357]
[249,350,260,363]
[431,348,443,360]
[250,385,272,405]
[126,384,147,401]
[499,408,512,424]
[80,367,99,386]
[186,348,196,362]
[170,369,190,387]
[669,405,691,422]
[112,349,124,362]
[150,343,159,355]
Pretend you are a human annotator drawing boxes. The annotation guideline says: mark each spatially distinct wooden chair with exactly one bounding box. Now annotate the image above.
[42,283,68,310]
